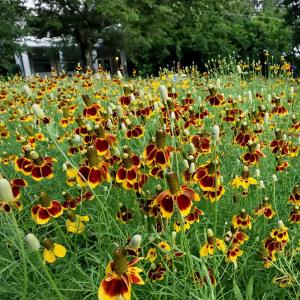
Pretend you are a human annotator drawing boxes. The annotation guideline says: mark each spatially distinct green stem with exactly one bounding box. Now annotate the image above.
[11,212,28,300]
[36,252,65,300]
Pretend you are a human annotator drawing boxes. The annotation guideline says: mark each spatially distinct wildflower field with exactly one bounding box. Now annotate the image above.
[0,60,300,300]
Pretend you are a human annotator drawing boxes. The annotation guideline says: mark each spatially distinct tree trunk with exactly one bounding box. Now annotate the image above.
[78,28,92,70]
[79,42,92,70]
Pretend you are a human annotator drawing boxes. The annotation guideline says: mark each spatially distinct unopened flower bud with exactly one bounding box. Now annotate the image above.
[171,231,177,243]
[272,174,278,182]
[248,91,252,102]
[236,65,242,74]
[259,180,265,189]
[159,85,168,101]
[117,70,123,79]
[170,111,176,120]
[25,233,40,251]
[86,123,92,131]
[264,113,269,124]
[183,159,189,170]
[255,169,260,178]
[211,124,220,143]
[189,163,195,173]
[121,123,127,131]
[130,94,135,102]
[278,220,285,229]
[23,85,32,97]
[190,143,196,153]
[32,103,45,119]
[207,228,214,237]
[216,78,221,89]
[116,106,123,117]
[153,102,159,111]
[0,178,14,202]
[72,134,81,145]
[107,106,113,115]
[128,234,142,249]
[107,119,112,129]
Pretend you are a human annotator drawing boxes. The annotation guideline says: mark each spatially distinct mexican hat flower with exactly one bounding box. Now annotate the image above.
[116,153,140,189]
[194,160,221,192]
[82,94,103,119]
[262,220,289,268]
[225,229,249,246]
[232,209,252,230]
[143,129,174,169]
[43,238,67,264]
[153,172,200,218]
[94,124,117,157]
[289,206,300,224]
[241,140,265,166]
[31,192,63,225]
[126,125,144,139]
[231,166,257,190]
[98,248,144,300]
[225,246,243,263]
[119,85,132,106]
[205,86,225,107]
[148,263,167,281]
[200,229,226,257]
[254,197,276,219]
[271,97,288,117]
[234,122,257,147]
[269,129,290,156]
[190,134,211,155]
[66,211,89,234]
[26,151,55,181]
[288,185,300,205]
[77,146,110,189]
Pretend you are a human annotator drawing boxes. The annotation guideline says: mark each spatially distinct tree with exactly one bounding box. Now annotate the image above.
[28,0,137,69]
[282,0,300,47]
[0,0,25,72]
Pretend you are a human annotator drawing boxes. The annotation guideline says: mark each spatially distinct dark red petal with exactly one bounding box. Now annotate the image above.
[78,166,90,181]
[88,167,101,184]
[160,195,174,215]
[156,150,166,166]
[37,208,50,220]
[101,276,129,298]
[116,168,127,181]
[47,200,63,216]
[95,138,109,153]
[31,166,42,179]
[176,194,192,214]
[41,164,53,178]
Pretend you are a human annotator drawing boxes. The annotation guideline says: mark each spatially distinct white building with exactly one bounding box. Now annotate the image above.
[15,36,127,77]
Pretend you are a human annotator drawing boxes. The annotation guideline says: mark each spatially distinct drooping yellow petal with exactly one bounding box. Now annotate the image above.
[248,177,258,185]
[66,219,85,234]
[80,215,90,222]
[216,239,227,253]
[200,244,210,257]
[145,248,157,262]
[43,249,56,263]
[53,244,67,258]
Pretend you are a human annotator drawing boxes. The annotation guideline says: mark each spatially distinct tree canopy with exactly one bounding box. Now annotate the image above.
[0,0,25,72]
[1,0,297,74]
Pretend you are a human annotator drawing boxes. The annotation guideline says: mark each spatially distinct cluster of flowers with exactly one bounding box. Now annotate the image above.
[0,62,300,298]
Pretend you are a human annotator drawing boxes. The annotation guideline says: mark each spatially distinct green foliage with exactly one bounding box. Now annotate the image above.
[0,0,25,71]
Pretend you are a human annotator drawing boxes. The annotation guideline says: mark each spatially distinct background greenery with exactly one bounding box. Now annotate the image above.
[1,0,300,75]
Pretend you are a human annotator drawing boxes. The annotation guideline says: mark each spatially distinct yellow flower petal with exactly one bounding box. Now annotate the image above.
[43,249,56,263]
[53,244,67,258]
[200,244,209,257]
